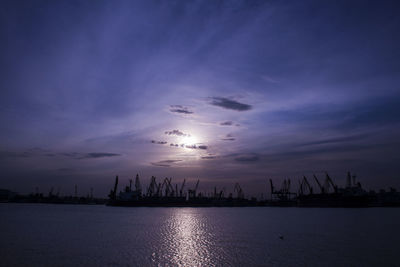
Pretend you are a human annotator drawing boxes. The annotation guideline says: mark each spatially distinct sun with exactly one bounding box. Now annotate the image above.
[181,135,198,146]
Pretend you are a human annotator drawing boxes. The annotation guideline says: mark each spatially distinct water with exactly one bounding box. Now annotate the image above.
[0,204,399,266]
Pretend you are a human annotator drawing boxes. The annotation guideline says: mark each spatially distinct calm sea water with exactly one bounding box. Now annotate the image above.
[0,204,399,267]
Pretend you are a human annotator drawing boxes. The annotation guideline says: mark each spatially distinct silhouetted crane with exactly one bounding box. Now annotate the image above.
[270,178,296,200]
[299,176,313,195]
[313,174,324,194]
[188,179,199,198]
[146,176,157,197]
[109,175,118,200]
[234,183,244,199]
[324,173,338,193]
[135,174,142,196]
[179,179,186,197]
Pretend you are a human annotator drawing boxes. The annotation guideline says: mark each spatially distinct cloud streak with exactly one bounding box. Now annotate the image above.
[234,153,259,162]
[220,121,234,126]
[169,105,194,115]
[222,134,235,141]
[151,140,167,145]
[296,134,369,147]
[151,159,182,167]
[165,129,190,137]
[70,152,121,159]
[210,97,252,111]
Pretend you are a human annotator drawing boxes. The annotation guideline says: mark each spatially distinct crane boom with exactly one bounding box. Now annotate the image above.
[325,173,338,193]
[313,174,324,193]
[180,179,186,197]
[303,176,313,194]
[135,174,141,192]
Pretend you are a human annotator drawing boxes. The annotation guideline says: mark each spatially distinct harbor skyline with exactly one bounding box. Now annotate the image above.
[1,0,400,196]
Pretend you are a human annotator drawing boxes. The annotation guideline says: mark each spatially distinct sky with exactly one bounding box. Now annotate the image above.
[1,0,400,197]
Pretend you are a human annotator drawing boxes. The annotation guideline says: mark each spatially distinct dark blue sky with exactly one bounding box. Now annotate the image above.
[1,0,400,196]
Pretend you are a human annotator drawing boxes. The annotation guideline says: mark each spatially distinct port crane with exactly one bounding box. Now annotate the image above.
[179,179,186,197]
[270,179,296,200]
[234,183,244,199]
[219,187,226,199]
[109,175,118,200]
[313,174,324,194]
[162,177,175,197]
[135,174,142,195]
[146,176,157,197]
[299,176,313,195]
[188,179,199,198]
[324,173,338,193]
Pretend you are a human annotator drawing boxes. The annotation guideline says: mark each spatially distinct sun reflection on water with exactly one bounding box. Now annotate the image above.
[153,209,219,266]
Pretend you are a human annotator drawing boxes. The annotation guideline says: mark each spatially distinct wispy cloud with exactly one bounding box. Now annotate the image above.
[210,97,252,111]
[62,152,121,159]
[234,153,259,162]
[220,121,239,127]
[151,159,182,167]
[222,134,235,141]
[165,129,190,137]
[79,153,121,159]
[185,144,208,150]
[201,156,217,159]
[169,105,194,115]
[0,151,31,159]
[151,140,167,145]
[1,149,122,160]
[296,134,369,147]
[220,121,234,126]
[167,143,208,150]
[0,147,54,159]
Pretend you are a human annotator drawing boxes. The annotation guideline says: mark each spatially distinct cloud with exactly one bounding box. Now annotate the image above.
[0,151,32,159]
[151,140,167,144]
[151,159,182,167]
[165,129,190,137]
[268,97,400,131]
[234,153,259,162]
[61,152,121,159]
[184,144,208,149]
[0,149,121,160]
[219,121,240,126]
[169,105,194,114]
[170,143,180,147]
[84,131,141,147]
[60,152,80,158]
[0,147,55,159]
[201,156,217,159]
[296,134,369,147]
[220,121,234,126]
[167,143,208,149]
[79,153,121,159]
[222,133,235,141]
[210,97,252,111]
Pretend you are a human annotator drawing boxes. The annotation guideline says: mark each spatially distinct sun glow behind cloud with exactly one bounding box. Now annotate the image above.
[180,135,199,147]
